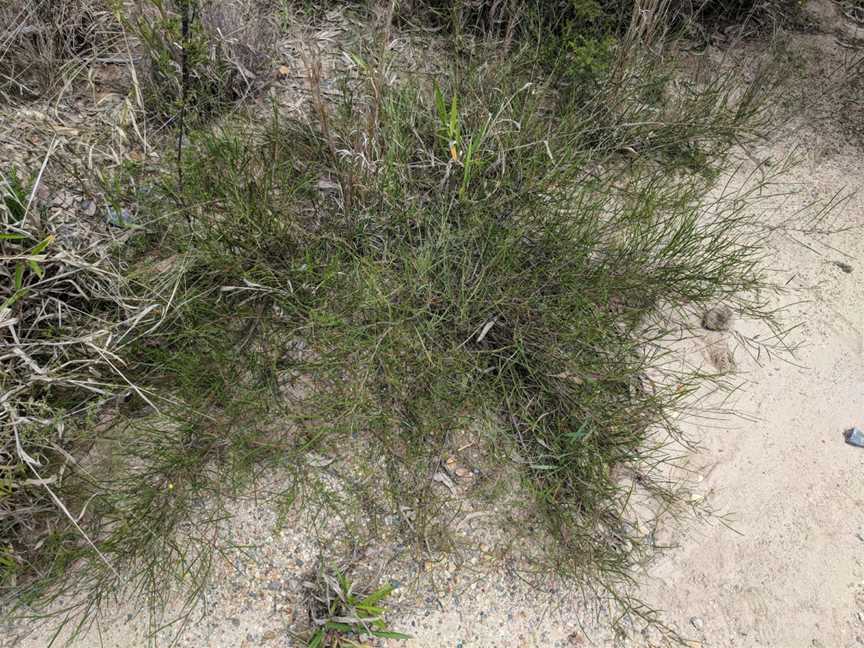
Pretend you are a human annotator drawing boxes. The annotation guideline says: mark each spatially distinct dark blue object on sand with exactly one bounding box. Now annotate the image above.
[845,427,864,447]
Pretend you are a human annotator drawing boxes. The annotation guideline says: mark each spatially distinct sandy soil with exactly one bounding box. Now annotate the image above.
[636,130,864,648]
[4,3,864,648]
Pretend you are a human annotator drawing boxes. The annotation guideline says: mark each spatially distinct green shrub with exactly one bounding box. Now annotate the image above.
[122,0,276,125]
[1,3,790,643]
[85,27,780,630]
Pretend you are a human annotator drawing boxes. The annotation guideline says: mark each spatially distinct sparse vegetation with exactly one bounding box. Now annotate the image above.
[0,0,826,645]
[302,564,409,646]
[0,161,154,595]
[122,0,277,127]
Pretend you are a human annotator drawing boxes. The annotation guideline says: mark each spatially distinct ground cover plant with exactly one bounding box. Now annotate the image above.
[1,0,801,644]
[302,564,409,646]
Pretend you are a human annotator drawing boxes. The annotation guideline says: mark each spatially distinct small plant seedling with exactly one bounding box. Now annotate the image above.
[1,166,29,225]
[303,566,410,647]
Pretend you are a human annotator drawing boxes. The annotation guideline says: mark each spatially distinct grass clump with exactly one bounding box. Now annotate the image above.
[0,0,121,99]
[109,9,782,627]
[1,0,791,643]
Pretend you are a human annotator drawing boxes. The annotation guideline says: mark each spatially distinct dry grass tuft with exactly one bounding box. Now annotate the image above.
[0,0,122,100]
[0,154,157,592]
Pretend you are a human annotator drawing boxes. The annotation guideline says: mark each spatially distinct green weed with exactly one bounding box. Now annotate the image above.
[96,15,784,635]
[302,565,409,647]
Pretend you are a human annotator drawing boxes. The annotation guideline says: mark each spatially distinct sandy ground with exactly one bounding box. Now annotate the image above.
[636,141,864,647]
[4,4,864,648]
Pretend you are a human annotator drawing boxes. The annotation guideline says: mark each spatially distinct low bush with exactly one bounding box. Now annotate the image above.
[1,0,791,642]
[26,16,780,633]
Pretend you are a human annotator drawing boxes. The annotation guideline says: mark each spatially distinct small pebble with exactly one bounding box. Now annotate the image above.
[81,200,97,217]
[832,260,853,274]
[701,305,734,331]
[690,616,705,631]
[845,427,864,448]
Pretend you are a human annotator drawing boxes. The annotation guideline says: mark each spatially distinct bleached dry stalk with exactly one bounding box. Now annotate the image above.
[1,153,160,590]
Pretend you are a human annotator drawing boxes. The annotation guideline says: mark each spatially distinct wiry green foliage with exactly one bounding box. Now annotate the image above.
[2,2,794,645]
[68,25,781,635]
